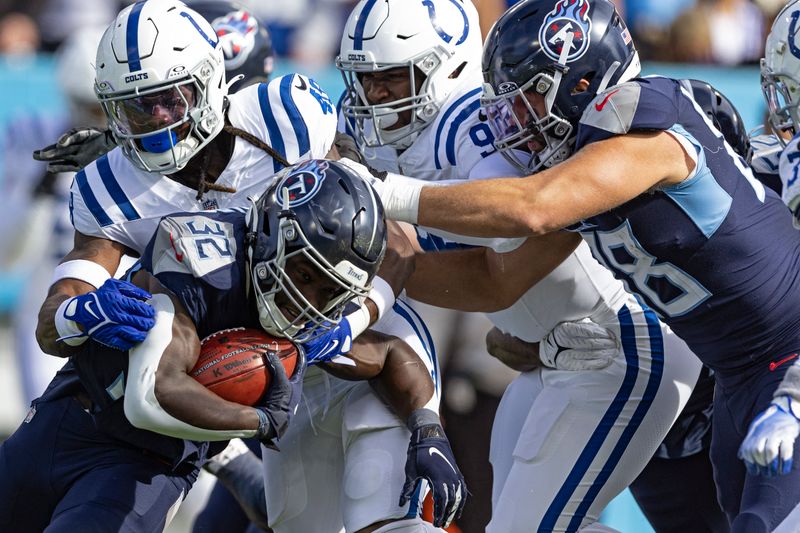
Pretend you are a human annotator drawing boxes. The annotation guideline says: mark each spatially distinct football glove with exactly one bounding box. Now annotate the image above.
[302,319,352,364]
[58,278,156,350]
[33,127,117,173]
[739,395,800,477]
[255,348,307,448]
[539,319,619,371]
[400,409,466,528]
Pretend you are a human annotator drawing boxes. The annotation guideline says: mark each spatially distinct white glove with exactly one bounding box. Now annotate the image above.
[539,319,619,371]
[738,395,800,477]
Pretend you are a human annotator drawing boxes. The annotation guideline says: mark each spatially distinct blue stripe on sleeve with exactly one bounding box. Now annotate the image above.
[96,155,141,222]
[433,88,481,169]
[393,299,439,393]
[279,76,310,157]
[75,170,113,227]
[445,99,480,167]
[126,1,147,72]
[258,82,287,173]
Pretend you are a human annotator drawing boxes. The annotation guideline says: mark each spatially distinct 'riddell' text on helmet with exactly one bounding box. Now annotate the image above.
[94,0,227,174]
[481,0,640,173]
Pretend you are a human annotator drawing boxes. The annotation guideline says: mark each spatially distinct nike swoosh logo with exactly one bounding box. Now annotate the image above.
[294,76,307,91]
[83,299,100,321]
[770,353,799,371]
[595,89,621,112]
[317,339,339,360]
[429,447,457,474]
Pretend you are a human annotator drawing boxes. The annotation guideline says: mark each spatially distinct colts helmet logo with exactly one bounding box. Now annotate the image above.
[213,10,258,70]
[539,0,593,63]
[276,160,329,207]
[422,0,470,45]
[788,10,800,60]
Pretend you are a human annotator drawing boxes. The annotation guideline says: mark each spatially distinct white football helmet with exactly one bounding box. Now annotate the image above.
[336,0,482,149]
[94,0,227,174]
[762,0,800,144]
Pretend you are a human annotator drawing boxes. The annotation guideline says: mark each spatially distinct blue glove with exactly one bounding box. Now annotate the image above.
[739,395,800,476]
[400,409,466,528]
[255,347,307,448]
[302,318,353,364]
[59,278,156,350]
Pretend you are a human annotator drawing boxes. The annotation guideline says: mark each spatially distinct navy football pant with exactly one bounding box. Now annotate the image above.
[712,361,800,533]
[0,396,197,532]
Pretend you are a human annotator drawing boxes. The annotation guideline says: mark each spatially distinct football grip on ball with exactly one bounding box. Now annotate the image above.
[191,327,298,406]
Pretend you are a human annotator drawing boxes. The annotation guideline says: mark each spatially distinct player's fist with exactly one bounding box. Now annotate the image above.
[739,395,800,477]
[56,278,156,350]
[539,319,618,371]
[255,348,307,447]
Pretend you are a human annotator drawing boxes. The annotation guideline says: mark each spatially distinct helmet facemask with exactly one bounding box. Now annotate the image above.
[482,71,574,173]
[249,190,372,343]
[337,52,443,150]
[761,59,800,145]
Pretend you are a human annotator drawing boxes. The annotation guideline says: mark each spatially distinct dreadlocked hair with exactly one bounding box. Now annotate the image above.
[223,123,291,167]
[194,148,237,201]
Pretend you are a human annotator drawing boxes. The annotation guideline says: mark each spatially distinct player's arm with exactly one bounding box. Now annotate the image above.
[35,231,151,356]
[406,230,580,312]
[123,270,303,446]
[376,131,695,236]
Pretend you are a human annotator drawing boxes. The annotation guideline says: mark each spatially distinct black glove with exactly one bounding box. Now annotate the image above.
[33,127,117,173]
[399,409,467,528]
[254,347,307,448]
[333,130,364,165]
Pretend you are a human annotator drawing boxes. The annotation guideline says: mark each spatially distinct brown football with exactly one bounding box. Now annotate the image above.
[191,328,298,406]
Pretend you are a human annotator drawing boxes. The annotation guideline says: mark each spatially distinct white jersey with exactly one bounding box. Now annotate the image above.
[69,74,337,255]
[340,72,494,181]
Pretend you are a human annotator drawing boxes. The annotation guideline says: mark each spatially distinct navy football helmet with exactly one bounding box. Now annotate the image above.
[188,1,274,91]
[247,159,387,342]
[481,0,641,172]
[678,79,751,160]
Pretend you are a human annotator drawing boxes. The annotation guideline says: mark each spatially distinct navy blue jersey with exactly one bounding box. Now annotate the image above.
[571,76,800,375]
[39,208,256,467]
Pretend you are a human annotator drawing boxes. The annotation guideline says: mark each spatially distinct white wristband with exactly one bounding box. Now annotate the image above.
[344,304,371,339]
[51,259,111,289]
[367,276,395,320]
[55,298,88,346]
[380,172,426,224]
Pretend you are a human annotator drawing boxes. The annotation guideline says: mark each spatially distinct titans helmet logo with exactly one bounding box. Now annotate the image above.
[213,10,258,70]
[276,160,329,207]
[538,0,593,63]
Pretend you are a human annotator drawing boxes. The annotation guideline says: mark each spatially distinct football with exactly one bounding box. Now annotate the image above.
[191,328,299,406]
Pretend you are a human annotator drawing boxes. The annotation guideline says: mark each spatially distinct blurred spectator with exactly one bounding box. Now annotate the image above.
[0,13,40,56]
[666,0,765,65]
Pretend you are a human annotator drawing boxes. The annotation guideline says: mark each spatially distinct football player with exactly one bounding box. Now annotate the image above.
[335,1,703,532]
[0,160,465,532]
[362,0,800,531]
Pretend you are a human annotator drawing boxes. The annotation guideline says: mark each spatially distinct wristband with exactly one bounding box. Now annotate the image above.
[381,172,425,224]
[344,305,371,338]
[407,408,442,431]
[254,408,272,440]
[51,259,111,289]
[55,298,87,346]
[367,276,395,320]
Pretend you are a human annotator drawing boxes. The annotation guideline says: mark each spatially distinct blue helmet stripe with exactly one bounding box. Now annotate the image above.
[126,1,147,72]
[75,170,113,227]
[352,0,379,50]
[97,155,141,222]
[538,303,646,532]
[279,76,310,157]
[258,82,287,173]
[433,87,481,169]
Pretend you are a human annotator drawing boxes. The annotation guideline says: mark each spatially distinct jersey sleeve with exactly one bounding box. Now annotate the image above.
[750,133,783,195]
[576,77,680,149]
[431,86,494,179]
[140,212,241,327]
[251,74,338,172]
[68,151,143,251]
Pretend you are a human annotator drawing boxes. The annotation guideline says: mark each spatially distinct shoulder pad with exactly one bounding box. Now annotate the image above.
[579,82,643,135]
[148,214,239,289]
[431,86,484,172]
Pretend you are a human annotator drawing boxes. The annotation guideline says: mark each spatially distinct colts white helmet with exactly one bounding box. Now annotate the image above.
[94,0,227,174]
[336,0,482,149]
[762,0,800,144]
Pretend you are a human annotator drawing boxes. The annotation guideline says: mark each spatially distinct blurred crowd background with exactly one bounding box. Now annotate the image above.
[0,1,786,532]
